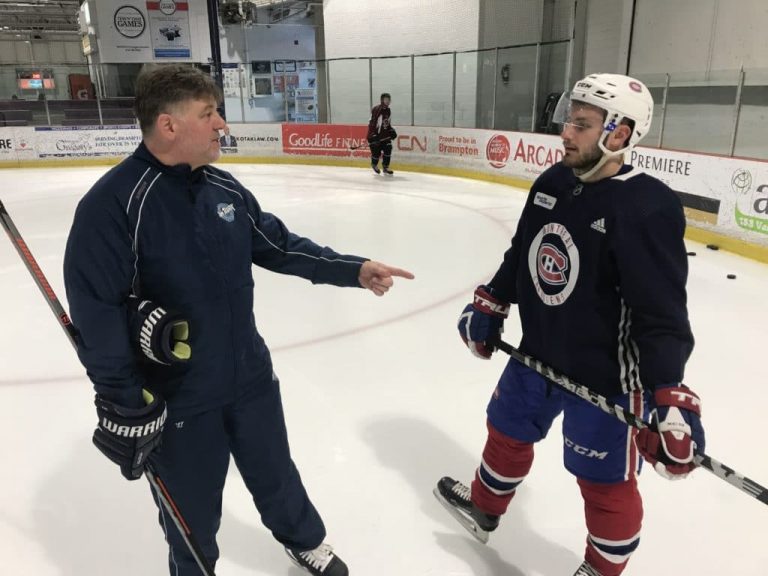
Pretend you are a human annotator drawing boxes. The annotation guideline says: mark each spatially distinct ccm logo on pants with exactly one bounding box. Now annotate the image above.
[564,437,608,460]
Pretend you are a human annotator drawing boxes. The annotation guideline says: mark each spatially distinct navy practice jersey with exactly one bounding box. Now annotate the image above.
[488,163,694,397]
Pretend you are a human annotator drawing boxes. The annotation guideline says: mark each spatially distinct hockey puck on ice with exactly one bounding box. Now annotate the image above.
[687,251,697,256]
[706,244,720,250]
[727,274,737,279]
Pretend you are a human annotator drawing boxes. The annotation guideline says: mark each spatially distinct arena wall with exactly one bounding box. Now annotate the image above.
[0,123,766,262]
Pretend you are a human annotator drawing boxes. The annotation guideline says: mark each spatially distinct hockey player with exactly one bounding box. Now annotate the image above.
[64,65,414,576]
[435,74,704,576]
[367,92,397,175]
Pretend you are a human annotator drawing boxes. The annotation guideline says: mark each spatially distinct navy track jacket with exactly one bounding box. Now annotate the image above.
[64,143,366,416]
[488,163,694,397]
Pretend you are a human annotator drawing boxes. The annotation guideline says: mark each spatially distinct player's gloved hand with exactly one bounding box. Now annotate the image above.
[127,296,190,365]
[388,128,398,139]
[367,134,379,145]
[457,285,510,359]
[636,383,704,480]
[93,389,167,481]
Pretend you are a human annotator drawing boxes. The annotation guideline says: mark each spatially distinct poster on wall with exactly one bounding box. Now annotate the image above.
[253,77,272,96]
[275,60,296,73]
[146,0,191,58]
[294,88,317,122]
[222,65,243,98]
[251,61,271,74]
[98,2,153,62]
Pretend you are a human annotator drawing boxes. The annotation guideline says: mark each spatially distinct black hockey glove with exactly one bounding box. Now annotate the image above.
[388,128,397,139]
[367,134,379,146]
[127,296,190,365]
[93,389,167,481]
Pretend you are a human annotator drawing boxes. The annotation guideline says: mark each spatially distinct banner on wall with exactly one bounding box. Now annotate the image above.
[282,124,369,157]
[146,1,191,59]
[1,124,766,247]
[629,148,720,225]
[389,126,565,181]
[0,127,36,162]
[33,126,142,158]
[217,124,282,157]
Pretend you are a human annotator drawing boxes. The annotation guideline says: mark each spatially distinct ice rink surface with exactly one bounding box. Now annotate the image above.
[1,163,767,575]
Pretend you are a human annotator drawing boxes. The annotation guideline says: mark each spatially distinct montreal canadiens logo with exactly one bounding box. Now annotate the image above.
[486,134,511,169]
[537,243,569,285]
[528,223,580,306]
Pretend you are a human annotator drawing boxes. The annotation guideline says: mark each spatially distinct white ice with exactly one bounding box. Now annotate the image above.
[0,164,766,575]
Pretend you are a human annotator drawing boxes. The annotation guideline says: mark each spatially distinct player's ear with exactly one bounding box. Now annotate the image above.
[154,113,177,141]
[608,124,632,152]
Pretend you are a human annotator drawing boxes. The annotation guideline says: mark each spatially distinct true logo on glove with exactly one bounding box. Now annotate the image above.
[670,389,701,409]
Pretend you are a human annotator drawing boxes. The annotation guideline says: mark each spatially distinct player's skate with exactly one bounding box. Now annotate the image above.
[371,162,381,174]
[433,476,499,544]
[382,167,394,175]
[285,542,349,576]
[573,561,602,576]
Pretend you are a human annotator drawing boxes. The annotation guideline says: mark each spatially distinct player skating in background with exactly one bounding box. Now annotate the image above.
[434,74,705,576]
[367,92,397,175]
[64,64,413,576]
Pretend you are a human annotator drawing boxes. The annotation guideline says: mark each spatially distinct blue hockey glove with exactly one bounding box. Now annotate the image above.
[457,285,510,359]
[637,383,704,480]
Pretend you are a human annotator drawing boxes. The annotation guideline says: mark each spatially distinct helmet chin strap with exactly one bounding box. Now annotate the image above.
[574,136,629,182]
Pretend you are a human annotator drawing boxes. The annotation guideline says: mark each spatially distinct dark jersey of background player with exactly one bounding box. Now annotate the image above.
[63,64,413,576]
[367,92,397,174]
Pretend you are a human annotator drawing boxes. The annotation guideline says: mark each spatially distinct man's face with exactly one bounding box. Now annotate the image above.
[169,97,226,169]
[381,97,391,107]
[560,102,605,172]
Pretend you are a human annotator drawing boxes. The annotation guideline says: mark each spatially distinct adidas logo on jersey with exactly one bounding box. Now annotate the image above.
[591,218,606,234]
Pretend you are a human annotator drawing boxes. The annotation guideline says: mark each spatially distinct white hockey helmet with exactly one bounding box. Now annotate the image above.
[555,73,653,152]
[553,74,653,180]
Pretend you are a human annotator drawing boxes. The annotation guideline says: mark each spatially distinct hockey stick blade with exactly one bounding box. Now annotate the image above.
[492,337,768,507]
[432,487,490,544]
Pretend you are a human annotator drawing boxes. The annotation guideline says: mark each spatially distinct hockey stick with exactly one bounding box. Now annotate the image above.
[349,136,392,151]
[492,337,768,506]
[0,199,216,575]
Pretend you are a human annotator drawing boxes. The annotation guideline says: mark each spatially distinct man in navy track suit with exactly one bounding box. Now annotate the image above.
[435,74,705,576]
[64,64,413,576]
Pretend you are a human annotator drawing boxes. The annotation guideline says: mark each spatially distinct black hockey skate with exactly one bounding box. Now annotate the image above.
[382,167,394,175]
[285,542,349,576]
[433,476,499,544]
[371,163,381,174]
[573,561,602,576]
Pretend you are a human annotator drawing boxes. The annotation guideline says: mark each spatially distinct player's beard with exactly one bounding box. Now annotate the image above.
[563,143,604,176]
